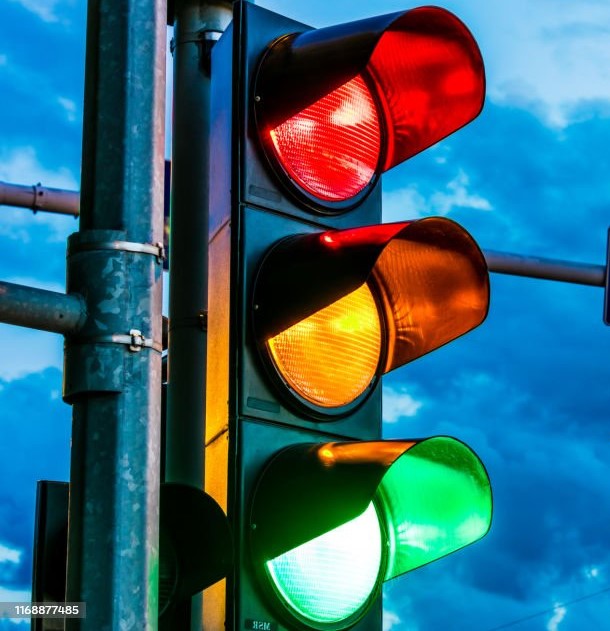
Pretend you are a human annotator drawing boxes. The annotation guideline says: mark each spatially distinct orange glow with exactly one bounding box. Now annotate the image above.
[372,223,489,372]
[267,283,382,408]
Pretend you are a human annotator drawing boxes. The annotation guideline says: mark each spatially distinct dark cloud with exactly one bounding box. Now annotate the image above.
[0,368,71,590]
[384,100,610,262]
[0,1,85,172]
[0,211,75,286]
[381,97,610,629]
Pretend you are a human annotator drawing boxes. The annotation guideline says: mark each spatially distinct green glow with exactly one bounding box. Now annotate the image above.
[378,436,492,579]
[266,502,383,627]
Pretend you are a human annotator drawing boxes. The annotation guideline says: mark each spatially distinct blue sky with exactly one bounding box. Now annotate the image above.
[0,1,609,630]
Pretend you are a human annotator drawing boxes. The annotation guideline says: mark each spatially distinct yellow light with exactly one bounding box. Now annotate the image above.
[267,283,382,408]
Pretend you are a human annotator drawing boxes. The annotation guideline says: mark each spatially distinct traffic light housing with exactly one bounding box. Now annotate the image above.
[205,3,492,630]
[249,438,491,630]
[31,481,231,628]
[158,483,232,624]
[252,218,489,417]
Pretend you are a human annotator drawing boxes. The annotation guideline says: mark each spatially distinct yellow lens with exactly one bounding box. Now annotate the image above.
[266,283,382,408]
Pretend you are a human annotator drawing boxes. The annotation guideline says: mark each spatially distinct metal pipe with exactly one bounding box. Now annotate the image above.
[166,0,232,500]
[64,0,166,628]
[0,281,86,334]
[484,249,606,287]
[0,180,79,216]
[166,3,232,629]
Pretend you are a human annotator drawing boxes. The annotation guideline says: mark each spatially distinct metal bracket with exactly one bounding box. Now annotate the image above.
[69,239,165,264]
[85,329,163,353]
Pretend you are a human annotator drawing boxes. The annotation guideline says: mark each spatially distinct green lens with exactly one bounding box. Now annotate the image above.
[266,501,383,627]
[378,436,492,579]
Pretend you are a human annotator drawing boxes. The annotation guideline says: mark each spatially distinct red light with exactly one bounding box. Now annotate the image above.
[268,74,381,202]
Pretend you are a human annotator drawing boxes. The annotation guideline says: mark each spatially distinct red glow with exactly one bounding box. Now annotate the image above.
[269,75,381,202]
[320,223,408,250]
[368,9,485,170]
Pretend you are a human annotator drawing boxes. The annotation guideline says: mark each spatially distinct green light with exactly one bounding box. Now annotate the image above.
[377,436,492,579]
[266,502,383,628]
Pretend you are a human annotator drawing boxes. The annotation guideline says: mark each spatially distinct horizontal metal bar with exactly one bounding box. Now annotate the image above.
[484,250,606,287]
[0,180,79,216]
[0,281,86,334]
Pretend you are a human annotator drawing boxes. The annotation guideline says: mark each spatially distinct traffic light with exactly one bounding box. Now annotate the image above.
[31,480,231,628]
[205,3,492,630]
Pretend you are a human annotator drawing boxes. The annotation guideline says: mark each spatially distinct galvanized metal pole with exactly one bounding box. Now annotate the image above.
[0,180,79,216]
[166,0,232,486]
[484,250,606,287]
[0,281,85,334]
[166,2,232,628]
[63,0,166,629]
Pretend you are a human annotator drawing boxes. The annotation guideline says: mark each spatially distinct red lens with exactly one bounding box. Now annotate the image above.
[268,74,381,202]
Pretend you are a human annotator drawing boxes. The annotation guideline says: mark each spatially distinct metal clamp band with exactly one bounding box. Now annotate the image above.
[86,329,163,353]
[70,240,165,263]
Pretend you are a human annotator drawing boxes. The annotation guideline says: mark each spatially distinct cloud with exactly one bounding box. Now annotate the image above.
[0,147,79,274]
[452,0,610,126]
[0,326,63,380]
[384,169,492,223]
[384,100,610,263]
[0,545,20,565]
[584,567,599,580]
[429,171,493,215]
[260,0,610,127]
[0,543,24,586]
[382,328,610,626]
[0,146,78,190]
[0,588,30,628]
[0,369,71,591]
[380,243,610,627]
[8,0,63,23]
[383,609,403,631]
[547,605,567,631]
[57,97,77,123]
[383,386,423,423]
[0,2,85,179]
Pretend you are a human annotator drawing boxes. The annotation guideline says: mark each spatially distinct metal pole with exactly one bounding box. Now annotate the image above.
[0,180,80,216]
[63,0,166,628]
[166,2,232,628]
[0,281,85,334]
[484,250,606,286]
[166,0,232,485]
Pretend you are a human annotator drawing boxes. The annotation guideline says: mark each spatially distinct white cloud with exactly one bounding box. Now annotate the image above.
[57,96,77,123]
[383,170,492,223]
[383,610,402,631]
[459,0,610,126]
[0,146,78,190]
[0,543,21,564]
[383,386,423,423]
[262,0,610,127]
[0,146,79,242]
[8,0,62,23]
[383,187,427,222]
[547,604,567,631]
[584,566,600,579]
[429,171,493,215]
[0,586,31,624]
[0,324,64,380]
